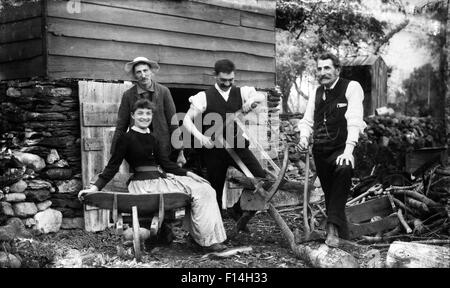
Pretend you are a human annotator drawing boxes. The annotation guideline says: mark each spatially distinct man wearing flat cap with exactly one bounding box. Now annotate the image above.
[111,56,186,166]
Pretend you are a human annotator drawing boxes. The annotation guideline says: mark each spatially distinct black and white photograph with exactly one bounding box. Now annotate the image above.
[0,0,448,274]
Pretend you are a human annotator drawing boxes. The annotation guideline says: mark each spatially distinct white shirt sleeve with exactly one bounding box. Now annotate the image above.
[188,91,207,113]
[240,86,258,104]
[345,81,367,145]
[298,89,316,139]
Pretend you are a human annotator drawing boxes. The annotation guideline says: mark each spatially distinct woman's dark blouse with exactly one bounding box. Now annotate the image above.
[94,129,187,190]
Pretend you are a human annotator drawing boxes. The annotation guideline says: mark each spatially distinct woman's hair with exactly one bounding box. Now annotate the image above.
[131,99,156,113]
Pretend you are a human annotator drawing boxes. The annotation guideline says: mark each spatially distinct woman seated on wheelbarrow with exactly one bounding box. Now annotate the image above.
[78,99,227,252]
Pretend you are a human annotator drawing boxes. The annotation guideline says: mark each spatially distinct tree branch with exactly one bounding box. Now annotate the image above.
[374,19,410,54]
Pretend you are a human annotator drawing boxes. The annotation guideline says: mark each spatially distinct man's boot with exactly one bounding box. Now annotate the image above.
[325,222,339,248]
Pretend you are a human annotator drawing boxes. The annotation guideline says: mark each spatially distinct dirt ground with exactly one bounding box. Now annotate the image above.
[11,209,394,268]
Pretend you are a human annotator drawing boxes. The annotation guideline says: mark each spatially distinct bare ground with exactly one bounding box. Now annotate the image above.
[13,210,394,268]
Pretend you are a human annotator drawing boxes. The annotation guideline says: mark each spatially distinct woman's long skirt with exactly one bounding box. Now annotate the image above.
[128,174,227,247]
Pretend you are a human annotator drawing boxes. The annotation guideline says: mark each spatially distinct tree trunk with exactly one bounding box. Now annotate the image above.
[386,241,450,268]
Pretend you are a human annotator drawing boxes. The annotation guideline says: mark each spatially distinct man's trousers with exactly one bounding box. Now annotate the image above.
[313,147,353,239]
[203,148,266,210]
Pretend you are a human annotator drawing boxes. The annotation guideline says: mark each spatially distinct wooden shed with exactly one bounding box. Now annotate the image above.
[0,0,275,88]
[340,54,388,117]
[1,0,277,231]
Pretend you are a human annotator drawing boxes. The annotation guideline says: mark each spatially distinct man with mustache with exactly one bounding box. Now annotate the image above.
[183,59,266,229]
[297,52,366,247]
[111,57,186,167]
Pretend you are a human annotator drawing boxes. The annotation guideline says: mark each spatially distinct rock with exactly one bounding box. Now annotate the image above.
[5,193,27,202]
[53,159,69,168]
[0,217,33,241]
[6,87,21,97]
[0,202,15,216]
[313,177,321,188]
[9,180,28,193]
[25,189,51,202]
[33,209,62,234]
[22,218,37,228]
[13,202,38,218]
[12,151,46,171]
[36,200,52,211]
[0,252,21,268]
[49,87,73,97]
[61,217,84,230]
[27,179,52,190]
[43,168,73,180]
[46,149,60,164]
[56,179,82,194]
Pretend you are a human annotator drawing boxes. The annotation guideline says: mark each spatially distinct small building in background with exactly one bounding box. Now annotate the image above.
[340,54,388,117]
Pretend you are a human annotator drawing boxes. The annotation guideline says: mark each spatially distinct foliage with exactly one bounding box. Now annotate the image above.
[275,0,388,112]
[401,64,441,117]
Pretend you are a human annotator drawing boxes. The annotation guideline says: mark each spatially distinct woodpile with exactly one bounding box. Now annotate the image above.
[0,80,84,235]
[348,167,449,245]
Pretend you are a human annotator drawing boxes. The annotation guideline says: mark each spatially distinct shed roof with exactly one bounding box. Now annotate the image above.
[341,54,384,67]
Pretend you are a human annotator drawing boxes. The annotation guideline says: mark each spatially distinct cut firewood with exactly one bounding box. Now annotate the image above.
[386,241,450,268]
[404,197,430,213]
[390,190,441,209]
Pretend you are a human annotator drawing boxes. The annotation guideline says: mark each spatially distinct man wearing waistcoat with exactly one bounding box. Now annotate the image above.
[111,56,186,166]
[183,59,266,229]
[297,52,366,247]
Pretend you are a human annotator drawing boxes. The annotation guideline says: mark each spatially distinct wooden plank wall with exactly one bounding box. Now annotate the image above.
[0,1,45,79]
[45,0,276,88]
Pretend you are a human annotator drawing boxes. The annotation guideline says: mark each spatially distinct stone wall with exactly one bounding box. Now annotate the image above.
[0,80,84,232]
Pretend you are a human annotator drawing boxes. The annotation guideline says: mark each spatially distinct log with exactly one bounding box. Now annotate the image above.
[386,241,450,268]
[267,204,359,268]
[229,175,313,195]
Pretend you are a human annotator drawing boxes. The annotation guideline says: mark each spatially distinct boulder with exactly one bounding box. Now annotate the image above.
[25,189,51,202]
[6,87,21,98]
[0,202,15,216]
[13,202,38,218]
[61,217,84,230]
[36,200,52,211]
[27,179,52,190]
[46,149,60,164]
[33,209,62,234]
[5,193,27,203]
[22,218,37,228]
[56,179,82,194]
[9,180,28,193]
[0,252,21,268]
[0,217,33,241]
[43,168,73,180]
[12,152,46,171]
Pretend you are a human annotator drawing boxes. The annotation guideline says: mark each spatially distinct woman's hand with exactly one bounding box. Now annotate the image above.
[176,150,187,167]
[78,185,99,201]
[186,171,210,185]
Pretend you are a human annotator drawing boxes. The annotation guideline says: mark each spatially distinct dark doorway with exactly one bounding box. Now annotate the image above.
[169,87,207,177]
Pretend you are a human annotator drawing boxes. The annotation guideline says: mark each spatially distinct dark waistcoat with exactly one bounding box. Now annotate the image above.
[313,78,350,152]
[203,86,247,148]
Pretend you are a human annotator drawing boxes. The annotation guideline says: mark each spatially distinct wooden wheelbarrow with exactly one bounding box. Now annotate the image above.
[81,191,191,261]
